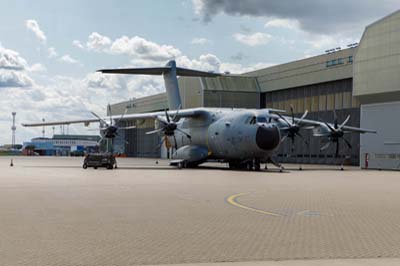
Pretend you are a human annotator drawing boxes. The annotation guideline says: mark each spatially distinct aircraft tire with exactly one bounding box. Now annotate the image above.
[82,164,87,169]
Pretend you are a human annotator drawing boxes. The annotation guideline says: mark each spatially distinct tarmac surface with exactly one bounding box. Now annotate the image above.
[1,156,400,266]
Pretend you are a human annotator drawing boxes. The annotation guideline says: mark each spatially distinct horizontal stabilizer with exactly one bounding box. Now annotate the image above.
[98,67,222,77]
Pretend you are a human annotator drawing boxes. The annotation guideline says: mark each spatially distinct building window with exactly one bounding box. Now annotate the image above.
[348,56,353,63]
[338,58,344,64]
[326,61,332,67]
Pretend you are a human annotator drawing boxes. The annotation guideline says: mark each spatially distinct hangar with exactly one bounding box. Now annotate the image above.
[110,10,400,170]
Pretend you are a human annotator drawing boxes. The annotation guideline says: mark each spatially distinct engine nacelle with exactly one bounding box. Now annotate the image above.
[173,145,209,163]
[313,124,330,136]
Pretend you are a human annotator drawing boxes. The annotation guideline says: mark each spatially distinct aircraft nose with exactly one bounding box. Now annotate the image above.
[256,124,280,150]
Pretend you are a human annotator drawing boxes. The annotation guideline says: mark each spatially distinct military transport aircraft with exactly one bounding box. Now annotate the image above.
[22,60,376,170]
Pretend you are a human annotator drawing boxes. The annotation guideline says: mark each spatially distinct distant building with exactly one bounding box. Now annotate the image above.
[23,134,100,156]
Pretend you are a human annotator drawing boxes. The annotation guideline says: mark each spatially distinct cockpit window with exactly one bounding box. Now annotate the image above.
[245,116,259,125]
[256,116,267,123]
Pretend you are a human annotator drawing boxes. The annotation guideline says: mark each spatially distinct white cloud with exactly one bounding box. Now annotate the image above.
[233,32,272,46]
[72,40,85,49]
[0,70,34,87]
[0,44,28,70]
[191,37,212,45]
[25,19,46,44]
[86,32,111,52]
[28,63,46,73]
[265,18,300,30]
[47,47,57,58]
[59,54,79,64]
[110,35,182,61]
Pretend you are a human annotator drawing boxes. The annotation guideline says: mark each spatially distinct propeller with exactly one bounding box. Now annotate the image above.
[90,104,134,140]
[318,110,352,157]
[277,105,309,151]
[146,107,191,150]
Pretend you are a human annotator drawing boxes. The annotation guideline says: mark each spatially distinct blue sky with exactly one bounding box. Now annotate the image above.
[0,0,398,144]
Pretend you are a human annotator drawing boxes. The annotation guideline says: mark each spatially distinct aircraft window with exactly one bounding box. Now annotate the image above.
[256,117,267,123]
[249,116,257,125]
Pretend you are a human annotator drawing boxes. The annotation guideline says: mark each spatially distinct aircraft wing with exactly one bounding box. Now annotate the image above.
[22,118,100,127]
[298,118,376,133]
[22,108,207,127]
[269,114,377,134]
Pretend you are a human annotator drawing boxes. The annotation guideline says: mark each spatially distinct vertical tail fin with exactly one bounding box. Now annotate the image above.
[162,60,181,110]
[98,60,222,110]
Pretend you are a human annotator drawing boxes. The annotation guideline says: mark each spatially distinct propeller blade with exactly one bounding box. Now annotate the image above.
[335,141,340,157]
[324,122,336,132]
[333,109,338,129]
[146,128,164,135]
[342,137,352,149]
[90,111,108,126]
[154,136,165,151]
[290,104,294,124]
[290,136,295,152]
[320,141,331,151]
[176,128,192,139]
[108,104,112,125]
[173,134,178,150]
[172,104,182,122]
[97,137,105,145]
[297,110,308,125]
[339,115,351,130]
[277,113,292,127]
[156,116,168,125]
[118,126,137,130]
[115,109,128,126]
[165,109,170,123]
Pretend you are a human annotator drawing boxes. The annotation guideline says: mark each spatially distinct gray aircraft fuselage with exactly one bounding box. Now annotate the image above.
[162,108,281,163]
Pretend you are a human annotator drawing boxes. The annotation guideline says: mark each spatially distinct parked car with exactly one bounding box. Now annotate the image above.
[82,153,117,170]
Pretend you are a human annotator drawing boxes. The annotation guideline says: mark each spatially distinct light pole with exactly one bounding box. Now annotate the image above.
[11,112,16,149]
[42,118,45,138]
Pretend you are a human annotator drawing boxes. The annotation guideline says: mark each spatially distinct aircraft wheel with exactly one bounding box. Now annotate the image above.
[177,162,183,169]
[94,166,98,169]
[82,164,87,169]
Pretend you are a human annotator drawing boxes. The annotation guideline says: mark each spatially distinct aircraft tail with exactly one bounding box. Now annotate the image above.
[98,60,222,110]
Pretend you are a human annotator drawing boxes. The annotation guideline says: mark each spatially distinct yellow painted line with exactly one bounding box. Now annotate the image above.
[226,193,281,217]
